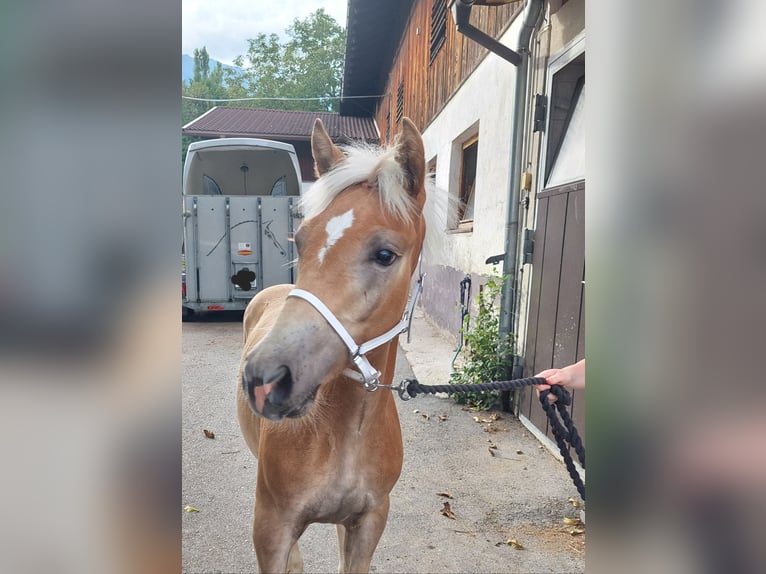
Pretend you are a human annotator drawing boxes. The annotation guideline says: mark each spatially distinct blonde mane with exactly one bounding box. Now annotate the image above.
[299,141,418,223]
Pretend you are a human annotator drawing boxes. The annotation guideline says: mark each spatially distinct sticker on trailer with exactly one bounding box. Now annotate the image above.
[238,242,253,256]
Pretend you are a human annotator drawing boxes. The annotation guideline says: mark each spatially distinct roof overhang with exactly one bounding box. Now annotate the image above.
[339,0,413,117]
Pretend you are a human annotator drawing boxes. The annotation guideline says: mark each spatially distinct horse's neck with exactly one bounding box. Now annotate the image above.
[318,340,399,432]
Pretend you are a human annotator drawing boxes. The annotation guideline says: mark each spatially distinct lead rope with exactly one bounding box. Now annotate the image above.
[394,376,586,501]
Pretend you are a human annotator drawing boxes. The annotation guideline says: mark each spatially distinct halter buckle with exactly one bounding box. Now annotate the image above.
[352,352,382,392]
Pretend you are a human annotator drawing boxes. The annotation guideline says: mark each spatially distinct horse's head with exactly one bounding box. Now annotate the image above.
[242,117,427,421]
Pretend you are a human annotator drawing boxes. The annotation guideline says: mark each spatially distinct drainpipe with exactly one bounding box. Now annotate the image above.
[452,0,544,379]
[500,0,544,347]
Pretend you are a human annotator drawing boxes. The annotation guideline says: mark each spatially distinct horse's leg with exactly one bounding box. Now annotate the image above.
[335,524,347,574]
[252,503,301,573]
[339,497,391,574]
[286,541,304,574]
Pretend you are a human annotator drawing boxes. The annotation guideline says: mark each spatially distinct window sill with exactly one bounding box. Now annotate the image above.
[447,221,473,234]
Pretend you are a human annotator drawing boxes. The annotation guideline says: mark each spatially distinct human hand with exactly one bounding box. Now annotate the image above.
[534,359,585,403]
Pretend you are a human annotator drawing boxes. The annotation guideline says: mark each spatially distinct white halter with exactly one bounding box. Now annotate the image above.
[287,264,425,391]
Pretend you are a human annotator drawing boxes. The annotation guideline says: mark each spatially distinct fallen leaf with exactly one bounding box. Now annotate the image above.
[473,416,481,423]
[436,491,453,499]
[413,409,420,414]
[490,413,501,421]
[516,450,524,455]
[437,414,448,422]
[506,538,525,550]
[570,527,586,536]
[184,505,200,513]
[203,429,215,439]
[568,497,582,509]
[440,501,456,519]
[488,447,496,457]
[422,413,430,421]
[563,517,583,526]
[487,440,497,449]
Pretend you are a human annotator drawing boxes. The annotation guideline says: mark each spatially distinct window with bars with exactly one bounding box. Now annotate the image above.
[430,0,447,64]
[395,80,404,123]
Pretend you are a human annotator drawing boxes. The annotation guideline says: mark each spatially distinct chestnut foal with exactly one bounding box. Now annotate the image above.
[237,117,427,573]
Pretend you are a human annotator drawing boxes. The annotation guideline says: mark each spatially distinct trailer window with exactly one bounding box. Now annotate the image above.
[270,176,287,196]
[203,175,222,195]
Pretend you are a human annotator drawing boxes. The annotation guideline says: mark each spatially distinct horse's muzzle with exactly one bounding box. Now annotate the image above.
[243,361,309,421]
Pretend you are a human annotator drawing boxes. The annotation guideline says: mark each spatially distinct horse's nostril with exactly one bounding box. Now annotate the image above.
[243,357,264,396]
[245,375,263,399]
[266,365,293,406]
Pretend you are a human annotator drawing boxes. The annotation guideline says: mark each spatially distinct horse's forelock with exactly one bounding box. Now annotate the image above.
[299,142,418,223]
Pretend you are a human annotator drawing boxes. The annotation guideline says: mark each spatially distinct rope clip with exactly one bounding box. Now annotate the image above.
[397,379,414,401]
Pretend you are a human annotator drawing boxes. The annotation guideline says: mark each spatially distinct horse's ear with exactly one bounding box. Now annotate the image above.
[395,117,426,198]
[312,119,345,177]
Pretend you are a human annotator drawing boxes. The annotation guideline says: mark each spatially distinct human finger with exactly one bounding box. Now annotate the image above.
[535,369,558,379]
[537,386,558,404]
[534,383,551,393]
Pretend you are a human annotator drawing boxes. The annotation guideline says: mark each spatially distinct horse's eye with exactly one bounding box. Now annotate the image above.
[374,249,397,266]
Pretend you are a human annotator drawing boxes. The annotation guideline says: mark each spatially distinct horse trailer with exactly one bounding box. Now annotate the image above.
[182,138,302,318]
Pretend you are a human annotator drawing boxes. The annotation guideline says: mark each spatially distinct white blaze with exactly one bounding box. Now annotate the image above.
[318,209,354,264]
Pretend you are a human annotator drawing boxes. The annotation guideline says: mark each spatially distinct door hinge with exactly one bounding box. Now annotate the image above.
[533,94,547,133]
[522,228,535,264]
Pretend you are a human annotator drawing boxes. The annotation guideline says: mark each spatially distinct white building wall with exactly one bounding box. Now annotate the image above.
[421,17,525,276]
[417,17,525,335]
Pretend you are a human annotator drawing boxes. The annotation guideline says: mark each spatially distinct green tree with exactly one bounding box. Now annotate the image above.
[226,9,346,112]
[192,46,210,83]
[182,47,228,163]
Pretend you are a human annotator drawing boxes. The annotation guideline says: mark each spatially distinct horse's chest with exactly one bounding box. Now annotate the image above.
[304,449,383,520]
[258,421,402,523]
[309,478,372,521]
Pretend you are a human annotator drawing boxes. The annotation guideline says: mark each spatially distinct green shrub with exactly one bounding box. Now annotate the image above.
[450,272,513,410]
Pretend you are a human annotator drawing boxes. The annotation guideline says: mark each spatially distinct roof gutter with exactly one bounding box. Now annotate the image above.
[451,0,544,366]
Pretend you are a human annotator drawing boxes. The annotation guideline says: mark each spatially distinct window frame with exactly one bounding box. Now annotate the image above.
[455,134,479,232]
[539,33,585,190]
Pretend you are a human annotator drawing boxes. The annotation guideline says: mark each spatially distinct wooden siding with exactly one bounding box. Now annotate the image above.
[518,181,585,448]
[376,0,523,141]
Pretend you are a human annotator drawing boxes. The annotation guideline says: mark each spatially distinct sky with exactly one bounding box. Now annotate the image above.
[182,0,349,66]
